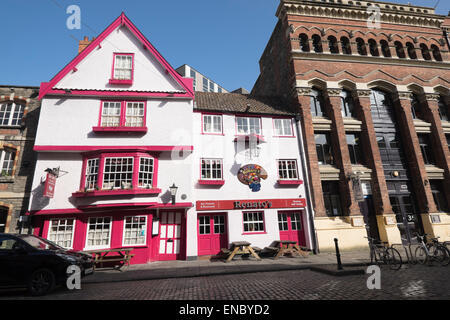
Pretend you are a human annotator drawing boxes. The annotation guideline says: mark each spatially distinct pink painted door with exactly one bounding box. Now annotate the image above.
[197,214,228,256]
[278,211,306,246]
[158,211,183,260]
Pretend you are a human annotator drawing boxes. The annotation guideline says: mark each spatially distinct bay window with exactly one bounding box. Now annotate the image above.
[75,152,159,197]
[95,100,146,132]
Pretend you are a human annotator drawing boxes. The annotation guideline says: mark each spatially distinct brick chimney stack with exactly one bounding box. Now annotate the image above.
[78,36,96,53]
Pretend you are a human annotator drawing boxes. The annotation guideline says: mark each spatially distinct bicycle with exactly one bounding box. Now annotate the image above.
[365,236,403,270]
[414,233,450,267]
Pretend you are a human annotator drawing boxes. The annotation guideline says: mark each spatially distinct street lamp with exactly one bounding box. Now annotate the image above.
[169,183,178,205]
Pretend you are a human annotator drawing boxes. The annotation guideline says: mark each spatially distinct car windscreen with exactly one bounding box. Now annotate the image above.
[19,235,63,251]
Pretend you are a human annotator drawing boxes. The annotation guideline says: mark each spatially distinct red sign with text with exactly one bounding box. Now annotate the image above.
[43,173,57,198]
[196,198,306,211]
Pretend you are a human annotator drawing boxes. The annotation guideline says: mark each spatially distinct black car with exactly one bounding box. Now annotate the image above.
[0,233,94,296]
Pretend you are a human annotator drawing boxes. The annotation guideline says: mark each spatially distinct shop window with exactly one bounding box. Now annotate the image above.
[273,118,293,136]
[85,217,112,249]
[47,219,75,249]
[0,102,25,127]
[418,134,435,165]
[315,133,334,165]
[123,216,147,246]
[202,114,222,134]
[110,53,134,84]
[430,181,449,212]
[322,181,343,216]
[277,159,299,180]
[346,134,364,165]
[243,211,265,233]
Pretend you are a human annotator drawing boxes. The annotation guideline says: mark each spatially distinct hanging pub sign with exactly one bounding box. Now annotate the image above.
[237,164,268,192]
[43,173,57,198]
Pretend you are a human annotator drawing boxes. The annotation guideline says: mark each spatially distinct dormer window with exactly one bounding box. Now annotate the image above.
[109,53,134,85]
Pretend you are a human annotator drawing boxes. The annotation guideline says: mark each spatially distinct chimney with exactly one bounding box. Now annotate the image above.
[78,36,96,53]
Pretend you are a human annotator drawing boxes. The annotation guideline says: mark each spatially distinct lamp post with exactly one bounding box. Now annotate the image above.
[169,183,178,205]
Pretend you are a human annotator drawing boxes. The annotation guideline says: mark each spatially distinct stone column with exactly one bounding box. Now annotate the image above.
[355,90,400,244]
[395,92,438,215]
[326,89,361,217]
[296,88,326,217]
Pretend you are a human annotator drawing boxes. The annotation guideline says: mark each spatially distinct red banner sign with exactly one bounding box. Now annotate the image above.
[43,173,57,198]
[196,198,306,211]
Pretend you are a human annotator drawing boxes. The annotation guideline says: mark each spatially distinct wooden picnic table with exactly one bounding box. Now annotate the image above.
[223,241,261,263]
[84,248,135,271]
[272,240,308,259]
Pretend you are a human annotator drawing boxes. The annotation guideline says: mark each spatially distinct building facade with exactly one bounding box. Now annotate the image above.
[0,85,40,234]
[27,13,197,264]
[192,92,314,256]
[176,64,228,93]
[252,0,450,250]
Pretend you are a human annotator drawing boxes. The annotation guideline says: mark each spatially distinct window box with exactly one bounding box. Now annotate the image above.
[72,188,162,198]
[198,180,225,186]
[108,79,133,85]
[277,179,303,185]
[92,126,147,133]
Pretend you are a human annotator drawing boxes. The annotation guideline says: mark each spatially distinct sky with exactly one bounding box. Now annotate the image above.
[0,0,448,92]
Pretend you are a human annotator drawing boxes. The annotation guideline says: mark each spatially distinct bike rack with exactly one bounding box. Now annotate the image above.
[392,239,417,265]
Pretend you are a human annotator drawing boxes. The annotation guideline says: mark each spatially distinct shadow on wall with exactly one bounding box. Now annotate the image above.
[30,182,50,211]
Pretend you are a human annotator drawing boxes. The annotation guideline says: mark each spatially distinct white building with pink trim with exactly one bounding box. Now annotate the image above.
[28,13,315,264]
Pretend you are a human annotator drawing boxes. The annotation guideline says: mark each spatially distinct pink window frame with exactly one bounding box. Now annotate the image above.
[94,100,147,132]
[79,152,158,192]
[272,117,295,138]
[242,211,266,235]
[277,159,303,185]
[109,53,135,85]
[198,158,224,185]
[234,115,263,137]
[201,113,224,135]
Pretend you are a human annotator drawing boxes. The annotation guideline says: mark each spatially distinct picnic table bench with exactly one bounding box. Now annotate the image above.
[271,240,308,259]
[222,241,261,263]
[84,248,135,271]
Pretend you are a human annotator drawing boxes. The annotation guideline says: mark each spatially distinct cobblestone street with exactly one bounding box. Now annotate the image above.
[1,264,448,301]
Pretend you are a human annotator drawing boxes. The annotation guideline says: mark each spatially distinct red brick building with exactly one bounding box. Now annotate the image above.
[252,0,450,250]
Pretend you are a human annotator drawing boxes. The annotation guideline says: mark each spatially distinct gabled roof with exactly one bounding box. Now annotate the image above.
[39,13,194,100]
[195,92,295,116]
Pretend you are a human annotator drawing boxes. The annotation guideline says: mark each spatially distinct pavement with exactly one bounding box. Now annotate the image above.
[83,249,372,284]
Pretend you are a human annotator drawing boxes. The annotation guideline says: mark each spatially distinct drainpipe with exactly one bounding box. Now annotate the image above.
[294,113,319,254]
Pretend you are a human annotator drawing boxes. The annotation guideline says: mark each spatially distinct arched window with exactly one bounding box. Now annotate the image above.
[438,95,449,121]
[394,41,406,58]
[340,89,355,118]
[328,36,339,54]
[299,34,310,52]
[420,44,432,61]
[406,42,417,59]
[312,35,323,53]
[368,39,379,56]
[340,37,352,55]
[380,40,391,57]
[310,88,326,117]
[370,89,394,121]
[431,45,443,62]
[356,38,367,55]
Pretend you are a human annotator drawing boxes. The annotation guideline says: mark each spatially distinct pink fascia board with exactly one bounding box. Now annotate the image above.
[92,126,148,133]
[33,145,194,152]
[72,188,162,198]
[38,12,194,100]
[43,88,190,99]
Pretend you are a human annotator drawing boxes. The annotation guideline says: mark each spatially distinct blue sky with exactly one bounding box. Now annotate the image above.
[1,0,448,91]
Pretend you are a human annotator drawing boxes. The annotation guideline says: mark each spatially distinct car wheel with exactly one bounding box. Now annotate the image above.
[27,268,55,296]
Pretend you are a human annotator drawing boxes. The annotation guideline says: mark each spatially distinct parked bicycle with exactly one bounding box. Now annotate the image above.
[414,233,450,267]
[365,236,402,270]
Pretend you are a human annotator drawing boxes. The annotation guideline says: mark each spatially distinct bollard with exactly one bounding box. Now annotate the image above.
[334,238,343,270]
